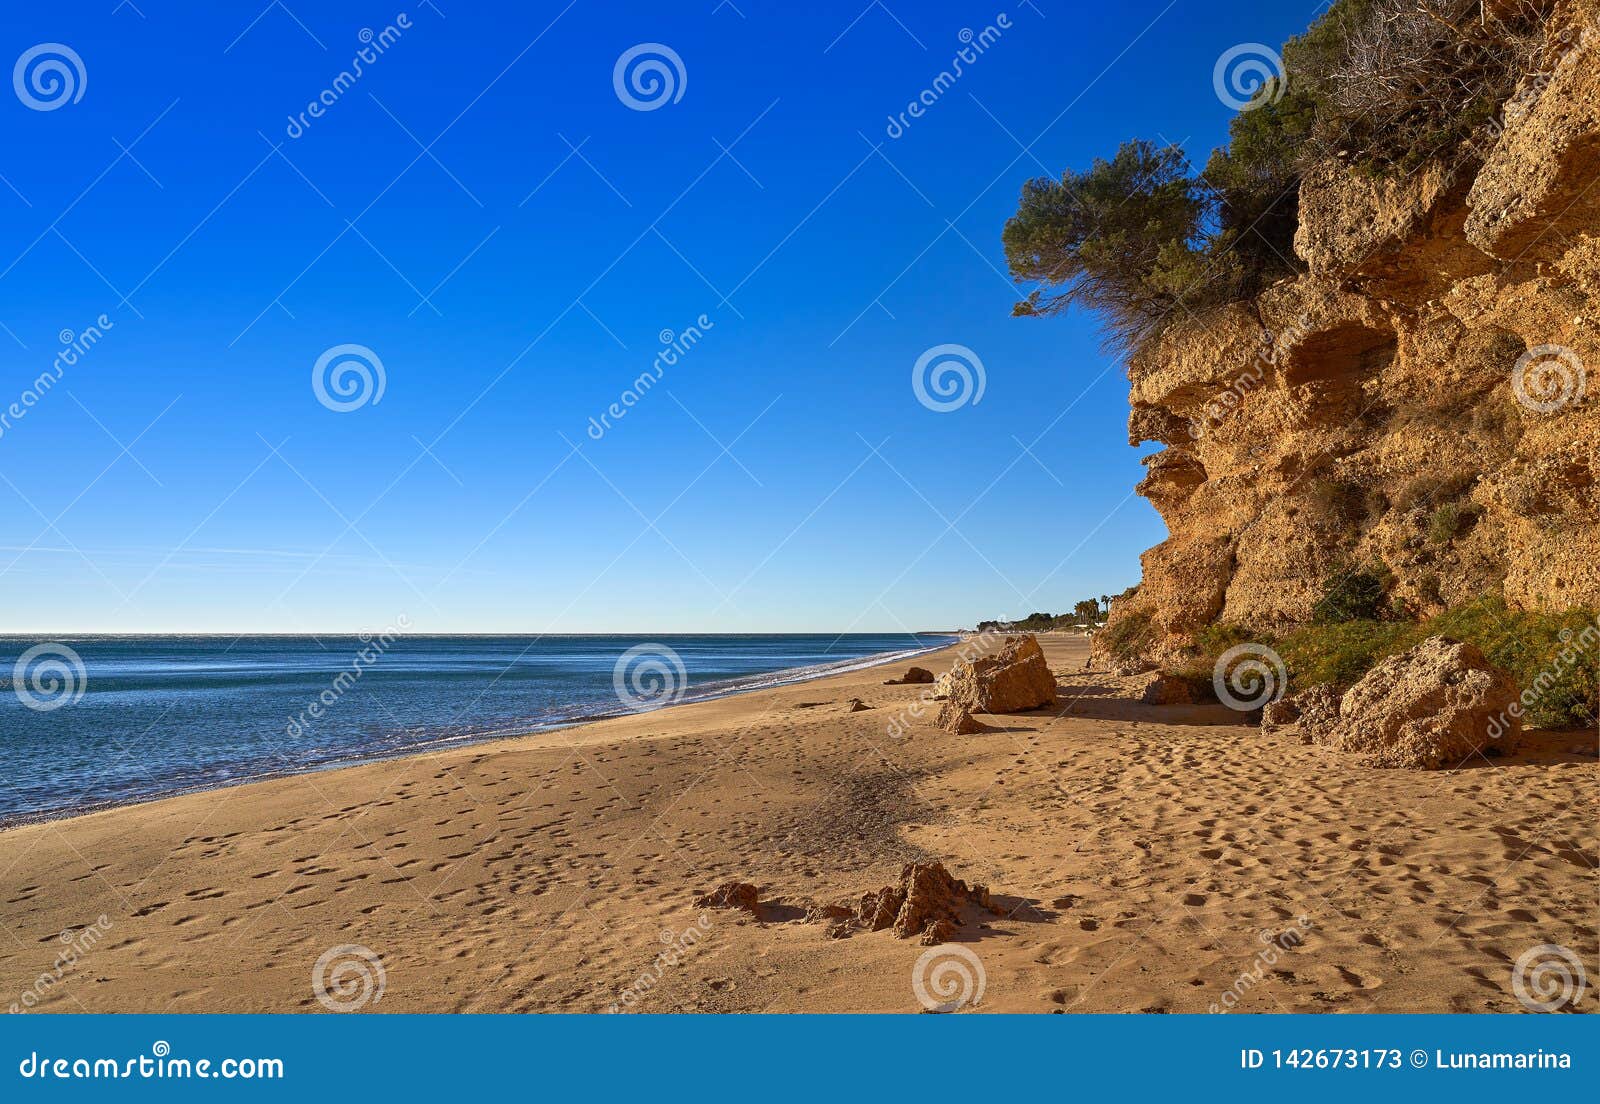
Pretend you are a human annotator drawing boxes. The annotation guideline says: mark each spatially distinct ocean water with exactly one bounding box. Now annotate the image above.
[0,633,954,826]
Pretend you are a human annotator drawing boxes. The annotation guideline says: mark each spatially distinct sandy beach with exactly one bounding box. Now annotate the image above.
[1,635,1594,1014]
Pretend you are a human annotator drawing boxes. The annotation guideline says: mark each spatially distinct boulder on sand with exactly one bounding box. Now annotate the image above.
[884,666,937,685]
[1329,637,1520,769]
[1261,684,1341,744]
[945,635,1056,714]
[1138,672,1195,705]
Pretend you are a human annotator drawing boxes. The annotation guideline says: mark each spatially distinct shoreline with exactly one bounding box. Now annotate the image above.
[1,633,1592,1014]
[0,637,961,834]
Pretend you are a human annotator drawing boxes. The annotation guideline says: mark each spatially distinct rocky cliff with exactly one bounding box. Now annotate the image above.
[1098,1,1600,669]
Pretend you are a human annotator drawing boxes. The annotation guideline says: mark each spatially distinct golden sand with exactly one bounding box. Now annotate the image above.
[2,636,1594,1013]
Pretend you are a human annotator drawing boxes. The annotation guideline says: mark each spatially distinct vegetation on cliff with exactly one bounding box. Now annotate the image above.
[1003,0,1550,351]
[1151,599,1598,729]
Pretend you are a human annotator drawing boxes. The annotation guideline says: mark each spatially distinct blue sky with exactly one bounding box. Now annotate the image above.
[0,0,1322,633]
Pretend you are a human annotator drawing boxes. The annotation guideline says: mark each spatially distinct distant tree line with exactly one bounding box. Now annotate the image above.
[978,597,1112,633]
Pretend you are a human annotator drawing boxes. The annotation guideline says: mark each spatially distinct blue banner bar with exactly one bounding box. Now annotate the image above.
[3,1014,1592,1100]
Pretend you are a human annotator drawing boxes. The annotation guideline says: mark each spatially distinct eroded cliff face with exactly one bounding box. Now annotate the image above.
[1099,1,1600,668]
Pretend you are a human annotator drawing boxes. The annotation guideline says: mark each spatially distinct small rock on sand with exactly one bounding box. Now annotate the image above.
[696,882,760,914]
[856,861,999,945]
[935,699,982,734]
[883,666,937,685]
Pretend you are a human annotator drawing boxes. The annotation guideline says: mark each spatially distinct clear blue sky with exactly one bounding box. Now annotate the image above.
[0,0,1322,633]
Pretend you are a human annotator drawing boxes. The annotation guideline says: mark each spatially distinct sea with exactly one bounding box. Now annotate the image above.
[0,632,955,826]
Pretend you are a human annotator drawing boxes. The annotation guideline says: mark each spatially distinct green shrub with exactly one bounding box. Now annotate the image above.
[1004,2,1551,354]
[1003,141,1220,352]
[1098,609,1155,665]
[1312,567,1390,624]
[1279,619,1419,689]
[1310,479,1371,525]
[1277,597,1598,728]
